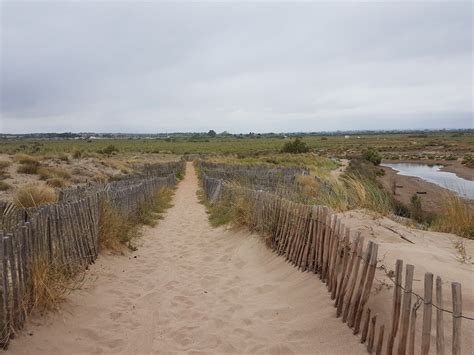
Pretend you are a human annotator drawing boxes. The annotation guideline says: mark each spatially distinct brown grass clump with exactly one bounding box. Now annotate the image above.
[93,172,109,183]
[14,153,39,165]
[0,160,11,171]
[99,158,132,174]
[29,258,83,313]
[432,193,474,239]
[98,200,136,252]
[38,167,71,180]
[13,184,58,208]
[296,175,320,196]
[135,188,174,227]
[46,178,66,188]
[0,181,11,191]
[17,162,40,175]
[99,188,175,252]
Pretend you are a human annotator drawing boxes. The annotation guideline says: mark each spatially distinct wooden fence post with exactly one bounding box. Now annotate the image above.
[397,264,414,355]
[451,282,461,355]
[387,259,403,355]
[435,276,445,355]
[421,272,433,355]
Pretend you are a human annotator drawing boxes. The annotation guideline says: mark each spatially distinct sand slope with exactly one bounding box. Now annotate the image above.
[9,163,366,354]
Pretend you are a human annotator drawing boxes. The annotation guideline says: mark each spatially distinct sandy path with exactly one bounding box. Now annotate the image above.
[10,163,366,354]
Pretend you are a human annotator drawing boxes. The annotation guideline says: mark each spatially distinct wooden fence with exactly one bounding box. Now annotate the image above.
[198,161,309,197]
[0,161,185,348]
[202,173,467,354]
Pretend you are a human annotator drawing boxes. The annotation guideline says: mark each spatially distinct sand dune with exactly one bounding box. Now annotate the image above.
[9,163,367,354]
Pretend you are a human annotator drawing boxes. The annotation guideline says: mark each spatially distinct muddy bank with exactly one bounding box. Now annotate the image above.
[379,165,457,214]
[383,159,473,181]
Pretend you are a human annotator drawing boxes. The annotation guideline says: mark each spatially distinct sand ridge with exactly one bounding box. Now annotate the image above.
[9,162,367,354]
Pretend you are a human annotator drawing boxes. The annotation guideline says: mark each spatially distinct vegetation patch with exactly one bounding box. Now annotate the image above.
[281,137,310,154]
[29,258,84,314]
[99,187,175,252]
[432,193,474,239]
[13,184,58,208]
[38,166,71,180]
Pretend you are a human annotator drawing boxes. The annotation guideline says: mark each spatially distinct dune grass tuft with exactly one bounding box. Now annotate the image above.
[46,177,67,188]
[0,161,11,171]
[99,187,175,252]
[37,166,71,180]
[29,258,83,314]
[135,188,174,227]
[432,193,474,239]
[13,184,58,208]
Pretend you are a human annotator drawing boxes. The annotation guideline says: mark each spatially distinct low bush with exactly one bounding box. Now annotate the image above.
[13,184,58,208]
[0,160,11,171]
[0,181,11,191]
[14,153,39,165]
[100,145,119,155]
[281,138,310,154]
[37,167,71,180]
[17,162,40,174]
[409,194,423,222]
[72,150,82,159]
[57,153,70,162]
[462,155,474,168]
[362,148,382,165]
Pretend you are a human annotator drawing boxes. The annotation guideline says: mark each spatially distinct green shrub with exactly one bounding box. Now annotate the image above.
[100,145,119,155]
[362,148,382,165]
[72,150,82,159]
[281,138,310,154]
[462,155,474,168]
[410,194,423,222]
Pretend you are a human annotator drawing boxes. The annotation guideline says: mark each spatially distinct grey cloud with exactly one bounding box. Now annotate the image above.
[1,1,472,133]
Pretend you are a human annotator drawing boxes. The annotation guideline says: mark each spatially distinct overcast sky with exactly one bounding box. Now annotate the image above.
[1,1,472,133]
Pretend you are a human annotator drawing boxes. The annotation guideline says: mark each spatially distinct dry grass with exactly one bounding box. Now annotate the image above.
[135,188,174,227]
[432,193,474,239]
[0,160,10,170]
[99,188,175,252]
[14,153,39,165]
[92,172,109,183]
[295,173,393,215]
[98,200,135,252]
[37,166,71,180]
[13,184,58,208]
[17,162,40,175]
[0,181,11,191]
[46,177,67,188]
[29,258,84,314]
[99,158,133,174]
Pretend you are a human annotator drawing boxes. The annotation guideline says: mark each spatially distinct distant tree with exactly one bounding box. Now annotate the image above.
[281,138,310,154]
[362,148,382,165]
[208,130,217,138]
